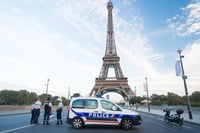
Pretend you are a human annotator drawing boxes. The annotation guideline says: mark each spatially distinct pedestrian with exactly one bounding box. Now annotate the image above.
[56,99,63,125]
[30,102,36,124]
[43,97,52,125]
[34,98,42,124]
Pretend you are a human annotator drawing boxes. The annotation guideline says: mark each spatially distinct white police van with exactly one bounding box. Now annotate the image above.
[67,96,142,130]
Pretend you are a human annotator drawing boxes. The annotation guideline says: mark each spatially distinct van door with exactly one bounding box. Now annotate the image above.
[81,99,100,124]
[98,100,122,125]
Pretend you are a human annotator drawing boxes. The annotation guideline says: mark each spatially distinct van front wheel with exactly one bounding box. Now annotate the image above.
[72,117,84,129]
[121,118,133,130]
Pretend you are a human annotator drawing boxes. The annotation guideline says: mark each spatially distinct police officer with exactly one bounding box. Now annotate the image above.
[43,97,52,125]
[56,99,63,125]
[30,102,36,124]
[34,98,41,124]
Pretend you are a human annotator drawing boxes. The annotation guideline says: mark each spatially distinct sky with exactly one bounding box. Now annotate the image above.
[0,0,200,102]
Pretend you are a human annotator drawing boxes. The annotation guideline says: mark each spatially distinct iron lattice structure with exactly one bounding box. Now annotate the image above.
[90,0,134,101]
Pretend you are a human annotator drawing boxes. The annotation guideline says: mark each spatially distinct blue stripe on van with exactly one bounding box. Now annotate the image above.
[71,108,136,119]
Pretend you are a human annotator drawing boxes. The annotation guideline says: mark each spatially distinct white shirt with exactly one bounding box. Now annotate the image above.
[34,100,41,109]
[32,104,36,110]
[58,102,63,109]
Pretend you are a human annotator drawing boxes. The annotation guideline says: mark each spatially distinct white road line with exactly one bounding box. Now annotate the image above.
[157,118,164,121]
[0,124,35,133]
[182,125,192,129]
[151,120,167,128]
[0,119,57,133]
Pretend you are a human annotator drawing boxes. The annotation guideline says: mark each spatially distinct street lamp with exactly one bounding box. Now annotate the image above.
[145,77,150,112]
[45,78,50,100]
[134,86,138,110]
[177,49,193,119]
[68,87,70,100]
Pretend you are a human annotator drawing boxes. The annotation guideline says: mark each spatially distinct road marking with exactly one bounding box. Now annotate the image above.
[182,125,192,129]
[151,120,167,128]
[0,124,35,133]
[157,118,163,121]
[0,119,57,133]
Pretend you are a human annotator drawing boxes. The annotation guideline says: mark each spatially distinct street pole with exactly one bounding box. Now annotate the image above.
[45,78,50,100]
[145,77,150,112]
[68,87,70,100]
[177,49,193,119]
[135,86,138,110]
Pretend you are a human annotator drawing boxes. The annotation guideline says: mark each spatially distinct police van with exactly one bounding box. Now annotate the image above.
[67,96,142,130]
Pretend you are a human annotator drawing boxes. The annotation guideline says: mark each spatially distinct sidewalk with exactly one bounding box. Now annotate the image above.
[131,106,200,125]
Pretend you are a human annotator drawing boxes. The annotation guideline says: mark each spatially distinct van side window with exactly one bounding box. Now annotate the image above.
[72,99,98,109]
[101,100,114,110]
[72,99,84,109]
[84,99,98,109]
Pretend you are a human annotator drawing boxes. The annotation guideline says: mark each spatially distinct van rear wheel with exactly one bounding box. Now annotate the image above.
[121,118,133,130]
[72,117,84,129]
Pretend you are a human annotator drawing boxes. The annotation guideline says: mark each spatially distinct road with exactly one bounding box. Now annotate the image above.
[0,110,199,133]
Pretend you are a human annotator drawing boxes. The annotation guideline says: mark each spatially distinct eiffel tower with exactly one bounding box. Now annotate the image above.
[90,0,134,102]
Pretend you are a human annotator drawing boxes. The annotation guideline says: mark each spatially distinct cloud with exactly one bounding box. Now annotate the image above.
[166,0,200,94]
[167,1,200,37]
[1,0,199,98]
[184,39,200,76]
[53,0,174,96]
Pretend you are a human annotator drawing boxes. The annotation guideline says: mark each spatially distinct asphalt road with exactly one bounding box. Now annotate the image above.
[0,110,199,133]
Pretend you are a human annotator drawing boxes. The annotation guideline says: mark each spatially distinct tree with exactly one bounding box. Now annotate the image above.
[0,89,69,106]
[28,92,38,104]
[61,96,68,105]
[190,91,200,107]
[17,90,30,105]
[52,96,59,105]
[39,94,52,104]
[129,96,144,105]
[151,94,167,105]
[71,93,81,98]
[0,90,19,105]
[167,92,183,106]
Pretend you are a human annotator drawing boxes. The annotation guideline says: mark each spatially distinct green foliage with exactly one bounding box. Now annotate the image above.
[52,96,59,105]
[0,90,19,105]
[17,90,30,105]
[151,94,167,105]
[61,96,69,105]
[129,92,200,107]
[129,96,145,105]
[190,91,200,107]
[38,94,52,103]
[1,89,200,107]
[71,93,81,98]
[0,89,66,106]
[166,92,184,106]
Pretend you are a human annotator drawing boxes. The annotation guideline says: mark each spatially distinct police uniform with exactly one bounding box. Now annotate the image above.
[30,103,36,124]
[56,100,63,125]
[34,99,41,124]
[43,98,52,125]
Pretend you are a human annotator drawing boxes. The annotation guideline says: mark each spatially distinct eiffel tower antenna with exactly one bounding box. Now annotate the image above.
[90,0,134,104]
[106,0,117,56]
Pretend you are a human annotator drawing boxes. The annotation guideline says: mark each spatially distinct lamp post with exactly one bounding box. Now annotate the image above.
[145,77,150,112]
[68,87,70,100]
[45,78,50,100]
[177,49,193,119]
[134,86,138,110]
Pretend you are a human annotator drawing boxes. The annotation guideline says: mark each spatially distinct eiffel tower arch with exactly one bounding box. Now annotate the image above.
[90,0,134,103]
